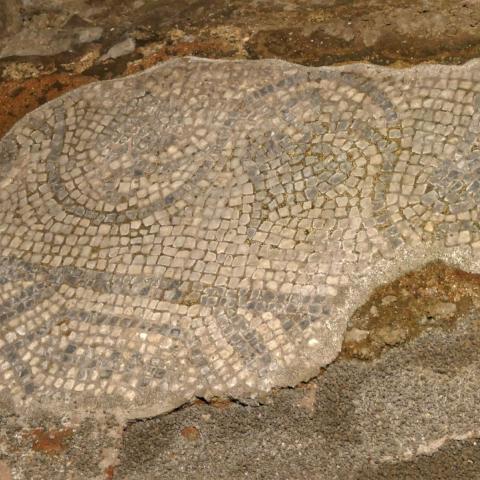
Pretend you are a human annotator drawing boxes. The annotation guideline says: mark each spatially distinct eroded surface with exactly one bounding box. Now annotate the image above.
[4,0,480,140]
[342,260,480,359]
[3,58,480,418]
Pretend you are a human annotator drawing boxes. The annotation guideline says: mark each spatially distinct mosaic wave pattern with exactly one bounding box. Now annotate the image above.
[2,58,480,414]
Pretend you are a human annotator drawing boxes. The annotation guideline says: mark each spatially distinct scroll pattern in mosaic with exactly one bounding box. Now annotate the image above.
[1,59,480,412]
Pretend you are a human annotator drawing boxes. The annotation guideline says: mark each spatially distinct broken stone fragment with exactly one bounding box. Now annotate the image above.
[180,426,201,441]
[76,27,103,45]
[100,38,136,61]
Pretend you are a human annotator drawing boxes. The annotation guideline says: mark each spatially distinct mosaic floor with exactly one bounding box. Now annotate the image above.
[2,58,480,417]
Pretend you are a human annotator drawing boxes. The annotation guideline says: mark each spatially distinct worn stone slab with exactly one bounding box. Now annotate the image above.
[2,57,480,418]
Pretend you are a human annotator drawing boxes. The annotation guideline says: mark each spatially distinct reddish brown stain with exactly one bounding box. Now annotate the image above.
[210,398,233,410]
[0,73,95,138]
[180,426,201,441]
[125,51,169,75]
[30,427,73,455]
[104,465,116,479]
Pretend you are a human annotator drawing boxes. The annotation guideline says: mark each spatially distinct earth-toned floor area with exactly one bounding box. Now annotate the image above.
[3,0,480,139]
[3,1,480,479]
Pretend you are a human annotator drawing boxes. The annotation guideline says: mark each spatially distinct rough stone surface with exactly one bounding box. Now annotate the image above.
[4,58,480,419]
[4,0,480,142]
